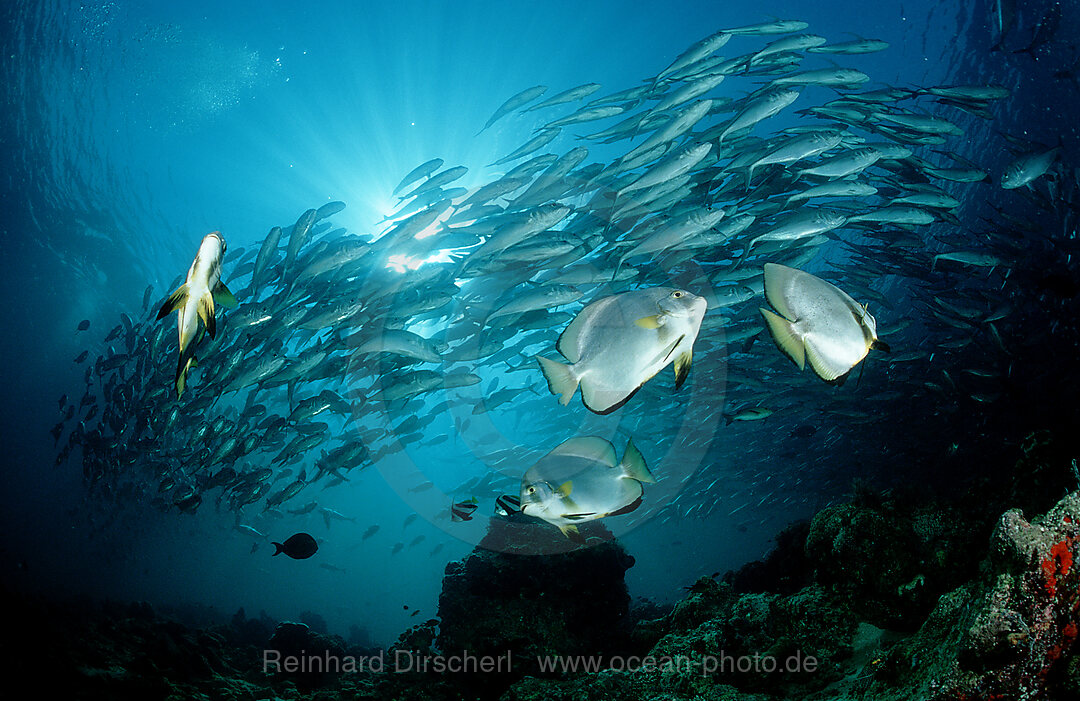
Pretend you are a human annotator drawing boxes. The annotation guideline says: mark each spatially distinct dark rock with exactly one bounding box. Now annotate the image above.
[266,620,350,692]
[433,518,637,699]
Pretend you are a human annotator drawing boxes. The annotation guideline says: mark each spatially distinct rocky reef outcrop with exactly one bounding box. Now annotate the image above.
[500,431,1080,701]
[7,431,1079,700]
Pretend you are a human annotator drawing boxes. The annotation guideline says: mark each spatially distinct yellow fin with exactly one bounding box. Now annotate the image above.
[156,284,188,320]
[213,282,239,308]
[673,350,693,390]
[558,524,584,542]
[197,293,216,339]
[634,315,662,329]
[556,480,573,497]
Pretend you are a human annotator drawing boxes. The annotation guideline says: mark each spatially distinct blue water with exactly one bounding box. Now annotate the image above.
[2,0,1077,646]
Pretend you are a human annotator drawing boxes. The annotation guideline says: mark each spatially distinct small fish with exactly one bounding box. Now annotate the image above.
[725,407,774,425]
[271,532,318,559]
[494,494,522,517]
[479,85,547,133]
[451,497,479,522]
[1001,146,1060,189]
[77,319,90,332]
[393,159,444,197]
[362,525,380,540]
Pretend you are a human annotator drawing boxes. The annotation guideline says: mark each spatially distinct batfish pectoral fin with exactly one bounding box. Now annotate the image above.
[558,524,585,543]
[213,281,239,308]
[635,314,663,329]
[556,480,573,497]
[197,293,217,339]
[760,307,805,371]
[562,512,596,521]
[157,284,188,319]
[673,350,693,390]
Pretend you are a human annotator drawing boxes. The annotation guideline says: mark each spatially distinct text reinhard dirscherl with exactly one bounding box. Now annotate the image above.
[262,649,819,676]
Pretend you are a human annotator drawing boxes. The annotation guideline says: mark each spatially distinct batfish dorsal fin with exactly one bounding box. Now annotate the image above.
[762,263,799,321]
[551,437,618,466]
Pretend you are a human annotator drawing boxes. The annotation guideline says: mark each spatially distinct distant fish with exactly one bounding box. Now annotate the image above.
[320,507,356,529]
[759,263,889,384]
[73,350,88,364]
[284,209,318,276]
[725,407,774,425]
[990,0,1016,52]
[362,525,380,540]
[1001,146,1060,189]
[77,319,90,332]
[523,83,602,112]
[271,532,318,559]
[520,436,656,541]
[478,85,548,134]
[392,158,444,197]
[156,232,238,397]
[1013,1,1060,59]
[451,497,479,522]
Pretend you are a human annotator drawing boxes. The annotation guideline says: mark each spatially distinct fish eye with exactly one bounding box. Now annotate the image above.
[673,291,683,298]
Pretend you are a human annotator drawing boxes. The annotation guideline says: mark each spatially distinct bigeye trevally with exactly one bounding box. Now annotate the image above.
[520,436,656,541]
[537,287,707,414]
[759,263,889,384]
[156,232,238,397]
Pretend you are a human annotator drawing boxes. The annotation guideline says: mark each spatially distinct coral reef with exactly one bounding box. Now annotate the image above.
[6,431,1079,700]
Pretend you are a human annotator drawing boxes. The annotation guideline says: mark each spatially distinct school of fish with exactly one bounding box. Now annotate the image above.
[54,17,1073,551]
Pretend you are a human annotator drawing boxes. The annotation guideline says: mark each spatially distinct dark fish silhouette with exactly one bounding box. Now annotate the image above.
[1014,2,1061,59]
[77,319,90,331]
[272,532,318,559]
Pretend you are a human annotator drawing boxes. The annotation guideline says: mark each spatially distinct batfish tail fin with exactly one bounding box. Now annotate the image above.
[537,356,579,406]
[620,439,656,483]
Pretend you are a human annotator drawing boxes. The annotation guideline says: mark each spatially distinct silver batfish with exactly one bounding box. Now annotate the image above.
[537,287,707,414]
[520,436,655,540]
[759,263,888,384]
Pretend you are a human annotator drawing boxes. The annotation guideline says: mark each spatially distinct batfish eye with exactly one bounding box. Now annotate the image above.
[673,291,683,298]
